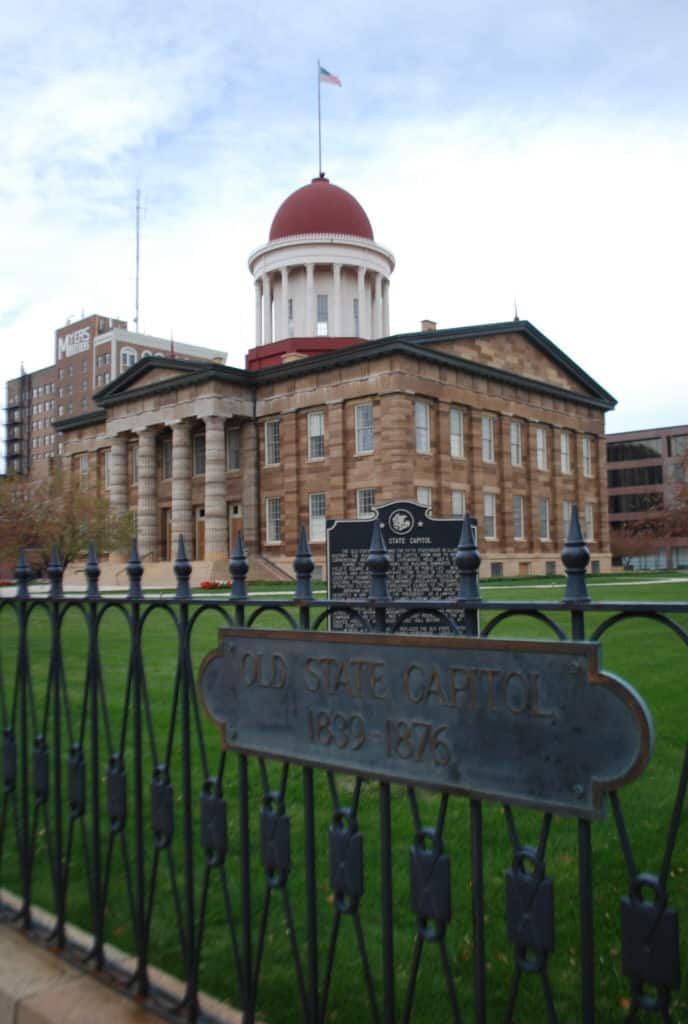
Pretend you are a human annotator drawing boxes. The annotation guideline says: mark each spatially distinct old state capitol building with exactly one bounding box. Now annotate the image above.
[16,175,616,579]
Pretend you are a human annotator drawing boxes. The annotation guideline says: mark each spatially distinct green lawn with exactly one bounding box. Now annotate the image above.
[0,578,686,1022]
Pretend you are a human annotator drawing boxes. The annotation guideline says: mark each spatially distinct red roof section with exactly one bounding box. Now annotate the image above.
[269,176,374,241]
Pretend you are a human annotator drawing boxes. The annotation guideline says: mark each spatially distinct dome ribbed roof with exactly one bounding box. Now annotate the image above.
[269,176,374,241]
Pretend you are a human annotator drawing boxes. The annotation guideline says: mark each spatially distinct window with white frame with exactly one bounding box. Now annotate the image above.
[510,421,522,466]
[481,415,495,462]
[539,497,550,539]
[536,427,548,471]
[78,453,89,488]
[355,403,374,454]
[450,407,464,458]
[483,493,497,539]
[265,419,280,465]
[415,401,431,453]
[308,411,325,459]
[161,438,172,480]
[563,500,574,539]
[416,486,432,508]
[512,495,525,539]
[560,432,571,474]
[193,433,205,475]
[316,294,329,336]
[584,502,595,540]
[309,492,326,542]
[356,488,376,517]
[451,489,466,517]
[266,497,282,543]
[120,347,136,373]
[582,436,593,477]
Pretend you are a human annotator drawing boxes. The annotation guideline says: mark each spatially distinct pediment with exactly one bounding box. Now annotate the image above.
[420,323,614,405]
[95,356,201,401]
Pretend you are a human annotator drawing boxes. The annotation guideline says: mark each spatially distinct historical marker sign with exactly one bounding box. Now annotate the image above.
[327,500,474,631]
[199,629,653,819]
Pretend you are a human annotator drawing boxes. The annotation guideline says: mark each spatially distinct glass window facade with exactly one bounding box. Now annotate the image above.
[265,420,280,465]
[415,401,431,453]
[355,403,374,454]
[450,407,464,458]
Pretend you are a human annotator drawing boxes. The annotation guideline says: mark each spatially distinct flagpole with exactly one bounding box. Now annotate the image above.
[317,60,322,176]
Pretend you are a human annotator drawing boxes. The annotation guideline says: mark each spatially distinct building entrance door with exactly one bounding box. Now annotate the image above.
[160,508,172,561]
[195,507,205,560]
[229,503,243,551]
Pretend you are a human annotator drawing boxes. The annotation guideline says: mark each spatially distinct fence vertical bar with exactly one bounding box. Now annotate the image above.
[295,528,319,1021]
[578,818,595,1023]
[231,535,254,1023]
[85,544,104,967]
[128,540,149,996]
[47,546,65,946]
[15,550,32,929]
[368,524,395,1022]
[175,538,198,1020]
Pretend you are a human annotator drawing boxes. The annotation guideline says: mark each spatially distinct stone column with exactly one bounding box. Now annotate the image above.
[171,420,193,558]
[254,280,263,346]
[109,434,128,518]
[373,273,383,339]
[332,263,342,335]
[262,274,273,344]
[357,267,367,339]
[306,263,315,336]
[136,427,158,560]
[204,415,228,563]
[382,277,390,336]
[281,267,289,339]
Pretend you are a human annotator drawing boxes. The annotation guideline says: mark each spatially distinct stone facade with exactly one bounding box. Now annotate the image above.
[57,320,615,579]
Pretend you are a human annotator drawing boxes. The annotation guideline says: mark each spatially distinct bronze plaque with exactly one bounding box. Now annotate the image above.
[198,630,653,819]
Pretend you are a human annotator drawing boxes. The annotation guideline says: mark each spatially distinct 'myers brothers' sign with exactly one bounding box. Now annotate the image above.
[57,327,91,359]
[199,630,653,819]
[327,500,473,631]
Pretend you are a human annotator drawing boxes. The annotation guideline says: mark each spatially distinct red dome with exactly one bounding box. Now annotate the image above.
[269,176,374,241]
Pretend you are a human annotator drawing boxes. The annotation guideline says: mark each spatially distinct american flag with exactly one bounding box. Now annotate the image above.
[319,65,342,87]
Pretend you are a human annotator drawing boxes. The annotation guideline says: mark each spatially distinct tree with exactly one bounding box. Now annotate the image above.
[0,468,135,575]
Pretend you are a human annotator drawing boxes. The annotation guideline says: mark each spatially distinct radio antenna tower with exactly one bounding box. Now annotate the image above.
[134,188,141,332]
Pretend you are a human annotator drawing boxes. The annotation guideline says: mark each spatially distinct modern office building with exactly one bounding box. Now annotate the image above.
[607,424,688,569]
[44,175,615,579]
[5,316,226,477]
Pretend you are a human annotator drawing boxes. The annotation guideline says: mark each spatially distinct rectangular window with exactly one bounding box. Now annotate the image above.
[584,502,595,541]
[161,438,172,480]
[265,419,280,465]
[483,493,497,539]
[287,298,294,338]
[357,488,376,517]
[560,432,571,474]
[451,489,466,517]
[316,294,329,336]
[309,492,326,542]
[582,436,593,477]
[266,497,282,543]
[512,495,524,539]
[193,434,205,475]
[510,421,522,466]
[308,411,325,459]
[416,486,432,508]
[355,403,374,454]
[481,415,495,462]
[539,497,550,540]
[415,401,431,453]
[450,407,464,458]
[563,499,574,539]
[227,427,241,470]
[104,450,111,489]
[130,445,138,485]
[536,427,548,471]
[353,297,360,336]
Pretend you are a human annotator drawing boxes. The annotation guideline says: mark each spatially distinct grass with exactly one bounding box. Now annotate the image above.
[0,578,687,1022]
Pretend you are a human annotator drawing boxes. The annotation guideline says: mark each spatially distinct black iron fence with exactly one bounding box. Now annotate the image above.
[0,511,686,1023]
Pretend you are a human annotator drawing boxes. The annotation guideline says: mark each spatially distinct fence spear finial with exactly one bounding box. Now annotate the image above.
[174,534,192,600]
[230,531,248,600]
[562,505,591,603]
[293,524,314,601]
[85,542,100,600]
[127,537,144,600]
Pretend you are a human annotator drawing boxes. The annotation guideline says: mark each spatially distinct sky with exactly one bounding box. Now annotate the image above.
[2,0,687,439]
